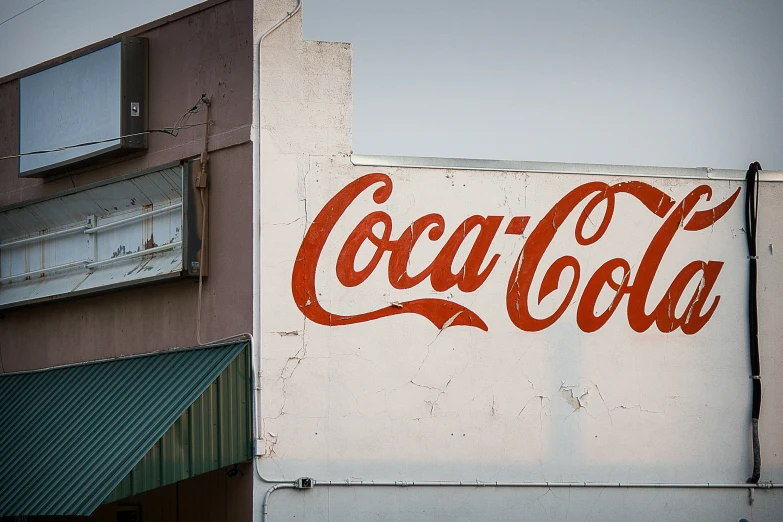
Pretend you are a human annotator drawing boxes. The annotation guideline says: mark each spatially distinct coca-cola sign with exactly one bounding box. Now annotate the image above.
[292,173,740,335]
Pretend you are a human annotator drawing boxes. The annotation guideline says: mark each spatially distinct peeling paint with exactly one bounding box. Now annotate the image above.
[263,431,279,458]
[559,384,587,412]
[142,233,157,250]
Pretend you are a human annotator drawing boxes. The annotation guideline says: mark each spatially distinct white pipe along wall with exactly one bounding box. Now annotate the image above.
[252,2,783,521]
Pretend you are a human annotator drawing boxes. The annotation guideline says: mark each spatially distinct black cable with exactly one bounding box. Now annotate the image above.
[0,124,206,161]
[0,93,210,162]
[744,161,762,483]
[167,93,208,137]
[0,0,46,27]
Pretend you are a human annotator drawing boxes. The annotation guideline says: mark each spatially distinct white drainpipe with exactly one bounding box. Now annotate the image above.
[252,0,302,461]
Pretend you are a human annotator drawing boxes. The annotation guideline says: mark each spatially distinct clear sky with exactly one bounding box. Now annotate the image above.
[2,0,782,170]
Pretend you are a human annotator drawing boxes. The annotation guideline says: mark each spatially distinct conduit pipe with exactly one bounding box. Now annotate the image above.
[252,0,302,469]
[261,480,781,522]
[744,162,763,483]
[261,484,297,521]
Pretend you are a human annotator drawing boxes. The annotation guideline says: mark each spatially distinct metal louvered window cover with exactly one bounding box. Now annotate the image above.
[0,341,249,517]
[0,164,186,310]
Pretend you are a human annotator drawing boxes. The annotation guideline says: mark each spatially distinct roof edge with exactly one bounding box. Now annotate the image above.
[351,154,783,182]
[0,338,250,377]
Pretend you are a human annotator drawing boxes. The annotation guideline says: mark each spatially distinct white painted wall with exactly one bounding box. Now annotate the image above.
[254,3,783,520]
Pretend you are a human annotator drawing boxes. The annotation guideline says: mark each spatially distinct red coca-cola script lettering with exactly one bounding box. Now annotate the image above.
[291,173,740,334]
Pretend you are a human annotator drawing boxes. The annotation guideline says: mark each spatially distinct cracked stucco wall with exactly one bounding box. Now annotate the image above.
[252,3,783,521]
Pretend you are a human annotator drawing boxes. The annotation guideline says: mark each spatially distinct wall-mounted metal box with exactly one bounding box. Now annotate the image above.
[19,37,149,178]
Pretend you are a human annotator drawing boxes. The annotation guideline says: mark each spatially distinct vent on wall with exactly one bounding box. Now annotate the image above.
[0,161,206,310]
[18,37,149,178]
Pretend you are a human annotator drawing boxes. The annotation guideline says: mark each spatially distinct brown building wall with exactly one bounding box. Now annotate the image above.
[33,463,254,522]
[0,0,254,372]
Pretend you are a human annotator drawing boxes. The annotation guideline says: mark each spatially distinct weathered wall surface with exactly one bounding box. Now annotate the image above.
[0,0,254,371]
[254,4,783,521]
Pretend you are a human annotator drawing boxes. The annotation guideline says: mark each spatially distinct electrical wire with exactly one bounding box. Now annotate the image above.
[195,94,210,346]
[168,93,208,137]
[196,188,207,345]
[0,125,206,161]
[744,161,762,484]
[0,93,210,162]
[0,0,45,27]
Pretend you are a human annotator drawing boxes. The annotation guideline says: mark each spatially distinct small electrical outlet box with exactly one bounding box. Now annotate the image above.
[295,477,315,489]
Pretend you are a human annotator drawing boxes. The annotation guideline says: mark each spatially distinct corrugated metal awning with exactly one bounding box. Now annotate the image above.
[0,341,249,516]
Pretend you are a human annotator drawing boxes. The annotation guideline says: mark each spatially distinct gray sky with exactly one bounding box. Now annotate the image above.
[2,0,782,170]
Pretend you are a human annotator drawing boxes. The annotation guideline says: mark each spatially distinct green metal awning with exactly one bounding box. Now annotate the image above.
[0,341,250,517]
